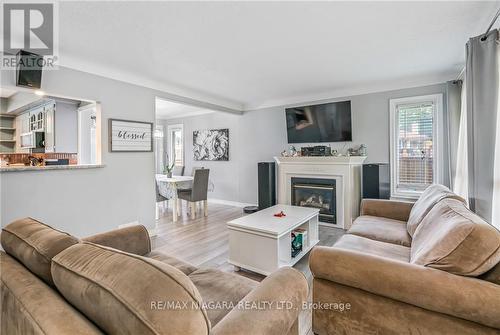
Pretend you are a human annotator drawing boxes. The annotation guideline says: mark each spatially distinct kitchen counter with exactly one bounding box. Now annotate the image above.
[0,164,105,173]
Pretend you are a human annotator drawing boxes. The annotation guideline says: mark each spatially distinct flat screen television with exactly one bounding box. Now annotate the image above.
[16,50,43,89]
[285,100,352,143]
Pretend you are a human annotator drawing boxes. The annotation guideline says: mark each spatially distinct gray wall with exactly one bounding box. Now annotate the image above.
[158,112,242,201]
[55,101,78,153]
[161,83,447,205]
[0,66,218,236]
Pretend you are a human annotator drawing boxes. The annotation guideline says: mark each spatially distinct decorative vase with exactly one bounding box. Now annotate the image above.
[166,172,173,178]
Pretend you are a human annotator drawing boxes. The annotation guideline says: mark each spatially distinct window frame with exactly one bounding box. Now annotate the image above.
[389,93,443,199]
[166,123,184,166]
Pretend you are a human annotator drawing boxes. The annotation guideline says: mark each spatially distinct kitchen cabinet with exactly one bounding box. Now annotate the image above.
[15,113,30,153]
[14,101,56,153]
[29,108,45,131]
[19,112,30,134]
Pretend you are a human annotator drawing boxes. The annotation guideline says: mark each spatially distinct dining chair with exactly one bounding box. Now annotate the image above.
[191,166,204,176]
[155,180,169,219]
[172,165,185,176]
[177,169,210,219]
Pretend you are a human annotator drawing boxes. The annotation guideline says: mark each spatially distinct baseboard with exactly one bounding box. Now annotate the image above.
[119,221,157,237]
[147,227,158,237]
[208,198,256,208]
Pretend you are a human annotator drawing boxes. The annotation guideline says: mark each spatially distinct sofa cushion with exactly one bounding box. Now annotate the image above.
[51,242,210,335]
[349,215,412,247]
[479,262,500,285]
[1,218,79,286]
[411,199,500,276]
[189,268,258,326]
[407,184,466,237]
[145,250,198,275]
[1,251,103,335]
[333,234,410,263]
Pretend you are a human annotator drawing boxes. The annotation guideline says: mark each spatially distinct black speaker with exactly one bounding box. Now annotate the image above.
[363,163,390,199]
[258,162,276,209]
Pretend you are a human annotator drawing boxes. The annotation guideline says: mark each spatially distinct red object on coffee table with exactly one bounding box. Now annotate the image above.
[274,211,286,218]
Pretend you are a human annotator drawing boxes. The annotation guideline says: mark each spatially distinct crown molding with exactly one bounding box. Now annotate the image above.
[58,54,244,114]
[58,53,461,114]
[243,71,461,111]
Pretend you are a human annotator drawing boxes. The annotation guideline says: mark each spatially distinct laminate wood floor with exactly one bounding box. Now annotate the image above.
[152,201,344,335]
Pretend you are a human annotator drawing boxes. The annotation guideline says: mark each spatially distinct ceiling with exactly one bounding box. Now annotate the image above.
[58,1,500,111]
[156,98,215,120]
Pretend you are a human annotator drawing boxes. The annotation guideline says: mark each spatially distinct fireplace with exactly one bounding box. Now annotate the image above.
[291,177,336,224]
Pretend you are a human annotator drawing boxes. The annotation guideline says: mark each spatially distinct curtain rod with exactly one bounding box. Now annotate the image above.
[481,7,500,41]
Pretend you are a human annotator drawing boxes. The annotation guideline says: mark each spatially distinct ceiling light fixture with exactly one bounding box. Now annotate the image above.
[34,90,45,96]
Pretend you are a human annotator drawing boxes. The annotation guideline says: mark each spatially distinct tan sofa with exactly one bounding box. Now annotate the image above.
[1,218,308,335]
[310,184,500,335]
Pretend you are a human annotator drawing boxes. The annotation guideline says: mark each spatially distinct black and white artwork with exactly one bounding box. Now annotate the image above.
[193,128,229,161]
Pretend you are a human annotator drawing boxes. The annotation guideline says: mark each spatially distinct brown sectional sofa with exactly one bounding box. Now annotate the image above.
[310,184,500,335]
[1,218,308,335]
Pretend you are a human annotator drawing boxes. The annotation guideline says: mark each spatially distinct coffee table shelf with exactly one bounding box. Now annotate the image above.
[280,239,320,267]
[227,205,320,276]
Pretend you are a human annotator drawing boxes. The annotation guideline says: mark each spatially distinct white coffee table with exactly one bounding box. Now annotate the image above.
[227,205,319,275]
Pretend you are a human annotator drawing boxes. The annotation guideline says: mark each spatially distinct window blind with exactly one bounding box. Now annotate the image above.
[396,102,434,192]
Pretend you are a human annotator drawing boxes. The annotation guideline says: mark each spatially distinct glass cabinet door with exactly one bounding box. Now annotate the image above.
[30,114,36,131]
[37,111,44,130]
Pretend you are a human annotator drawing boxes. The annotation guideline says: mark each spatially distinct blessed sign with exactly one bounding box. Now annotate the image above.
[109,119,153,152]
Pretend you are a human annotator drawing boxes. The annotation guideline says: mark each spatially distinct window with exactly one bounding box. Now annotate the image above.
[167,124,184,166]
[390,94,443,199]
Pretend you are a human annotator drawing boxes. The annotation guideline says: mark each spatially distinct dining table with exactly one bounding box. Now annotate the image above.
[156,174,194,222]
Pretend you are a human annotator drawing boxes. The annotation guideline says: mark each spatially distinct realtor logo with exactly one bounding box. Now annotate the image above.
[1,1,58,69]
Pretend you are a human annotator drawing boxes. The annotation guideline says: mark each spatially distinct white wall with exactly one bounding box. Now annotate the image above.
[0,98,7,113]
[161,83,447,205]
[5,92,40,113]
[0,66,220,236]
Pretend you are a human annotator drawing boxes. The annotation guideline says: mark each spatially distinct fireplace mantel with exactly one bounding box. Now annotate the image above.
[274,156,367,229]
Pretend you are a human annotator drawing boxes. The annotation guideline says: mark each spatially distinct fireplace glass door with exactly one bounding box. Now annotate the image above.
[291,177,336,224]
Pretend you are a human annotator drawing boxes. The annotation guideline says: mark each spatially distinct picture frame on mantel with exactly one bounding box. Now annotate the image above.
[108,118,153,152]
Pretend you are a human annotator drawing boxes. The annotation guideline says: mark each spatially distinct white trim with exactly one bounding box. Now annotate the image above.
[208,198,256,208]
[157,109,215,120]
[389,94,443,199]
[166,124,184,166]
[77,102,100,165]
[154,124,164,173]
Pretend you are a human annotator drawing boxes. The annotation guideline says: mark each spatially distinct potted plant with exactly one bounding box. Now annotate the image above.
[163,162,175,178]
[163,154,175,178]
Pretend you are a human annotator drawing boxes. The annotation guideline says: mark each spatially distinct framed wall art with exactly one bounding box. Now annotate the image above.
[193,128,229,161]
[109,119,153,152]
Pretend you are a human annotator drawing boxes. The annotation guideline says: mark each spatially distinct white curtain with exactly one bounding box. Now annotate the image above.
[492,49,500,229]
[463,29,499,223]
[453,78,469,202]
